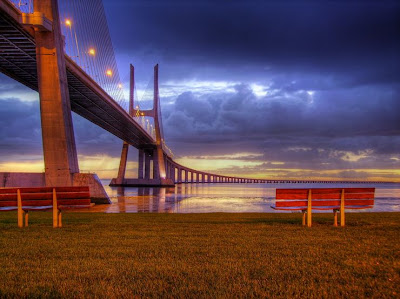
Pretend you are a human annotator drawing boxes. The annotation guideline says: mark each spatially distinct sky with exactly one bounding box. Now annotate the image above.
[0,0,399,181]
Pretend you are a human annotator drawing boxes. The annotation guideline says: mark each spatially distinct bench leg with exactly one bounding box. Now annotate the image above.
[58,210,62,228]
[302,210,306,226]
[307,210,312,227]
[53,208,58,228]
[333,210,338,227]
[340,189,345,227]
[52,188,58,228]
[340,208,345,227]
[17,189,23,228]
[17,208,23,228]
[24,211,29,227]
[307,189,312,227]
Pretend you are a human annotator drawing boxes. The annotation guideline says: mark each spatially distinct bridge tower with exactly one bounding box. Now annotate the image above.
[110,64,174,187]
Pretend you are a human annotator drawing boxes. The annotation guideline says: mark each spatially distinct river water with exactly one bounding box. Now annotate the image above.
[92,181,400,213]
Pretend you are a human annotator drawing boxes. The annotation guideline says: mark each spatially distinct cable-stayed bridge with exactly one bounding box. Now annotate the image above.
[2,0,385,203]
[0,0,277,203]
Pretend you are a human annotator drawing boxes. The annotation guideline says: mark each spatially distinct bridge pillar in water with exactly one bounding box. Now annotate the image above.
[177,168,182,184]
[138,150,144,179]
[144,152,151,180]
[184,170,188,183]
[152,148,161,180]
[171,165,175,182]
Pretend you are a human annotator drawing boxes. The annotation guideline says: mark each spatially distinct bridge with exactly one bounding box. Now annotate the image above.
[0,0,282,203]
[1,0,392,203]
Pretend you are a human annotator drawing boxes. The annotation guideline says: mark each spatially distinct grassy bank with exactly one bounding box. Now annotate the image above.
[0,212,399,298]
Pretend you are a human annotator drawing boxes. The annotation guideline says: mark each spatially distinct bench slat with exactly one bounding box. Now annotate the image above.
[22,205,53,210]
[0,201,18,207]
[276,188,374,200]
[0,194,17,201]
[275,199,374,207]
[19,200,53,206]
[0,187,52,194]
[56,192,91,199]
[58,199,91,205]
[1,192,90,201]
[59,203,95,210]
[276,193,375,200]
[54,186,90,192]
[271,205,373,210]
[0,186,90,194]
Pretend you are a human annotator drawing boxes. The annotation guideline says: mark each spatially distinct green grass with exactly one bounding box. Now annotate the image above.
[0,212,399,298]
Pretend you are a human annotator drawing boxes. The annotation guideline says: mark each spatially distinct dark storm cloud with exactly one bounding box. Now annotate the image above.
[163,83,400,141]
[104,0,400,84]
[162,82,400,172]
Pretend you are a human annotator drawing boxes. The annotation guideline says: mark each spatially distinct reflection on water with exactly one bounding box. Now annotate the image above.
[90,182,400,213]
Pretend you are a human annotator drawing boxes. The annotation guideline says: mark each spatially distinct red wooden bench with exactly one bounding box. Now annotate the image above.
[0,186,94,228]
[271,188,375,227]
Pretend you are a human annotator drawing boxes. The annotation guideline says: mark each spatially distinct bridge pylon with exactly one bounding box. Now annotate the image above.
[110,64,174,187]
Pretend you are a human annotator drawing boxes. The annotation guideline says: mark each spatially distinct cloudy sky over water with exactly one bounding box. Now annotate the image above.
[0,0,399,180]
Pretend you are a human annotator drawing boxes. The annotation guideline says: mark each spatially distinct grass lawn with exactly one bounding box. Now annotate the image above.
[0,212,399,298]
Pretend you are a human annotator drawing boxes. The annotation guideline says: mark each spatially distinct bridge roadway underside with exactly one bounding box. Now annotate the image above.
[0,4,155,149]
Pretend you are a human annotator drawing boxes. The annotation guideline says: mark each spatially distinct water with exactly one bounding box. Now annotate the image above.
[92,181,400,213]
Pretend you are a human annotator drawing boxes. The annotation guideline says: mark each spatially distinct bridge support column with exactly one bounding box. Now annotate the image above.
[34,0,79,186]
[170,165,175,182]
[177,168,182,184]
[115,142,129,185]
[138,150,144,179]
[165,162,170,179]
[144,152,151,180]
[152,149,160,180]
